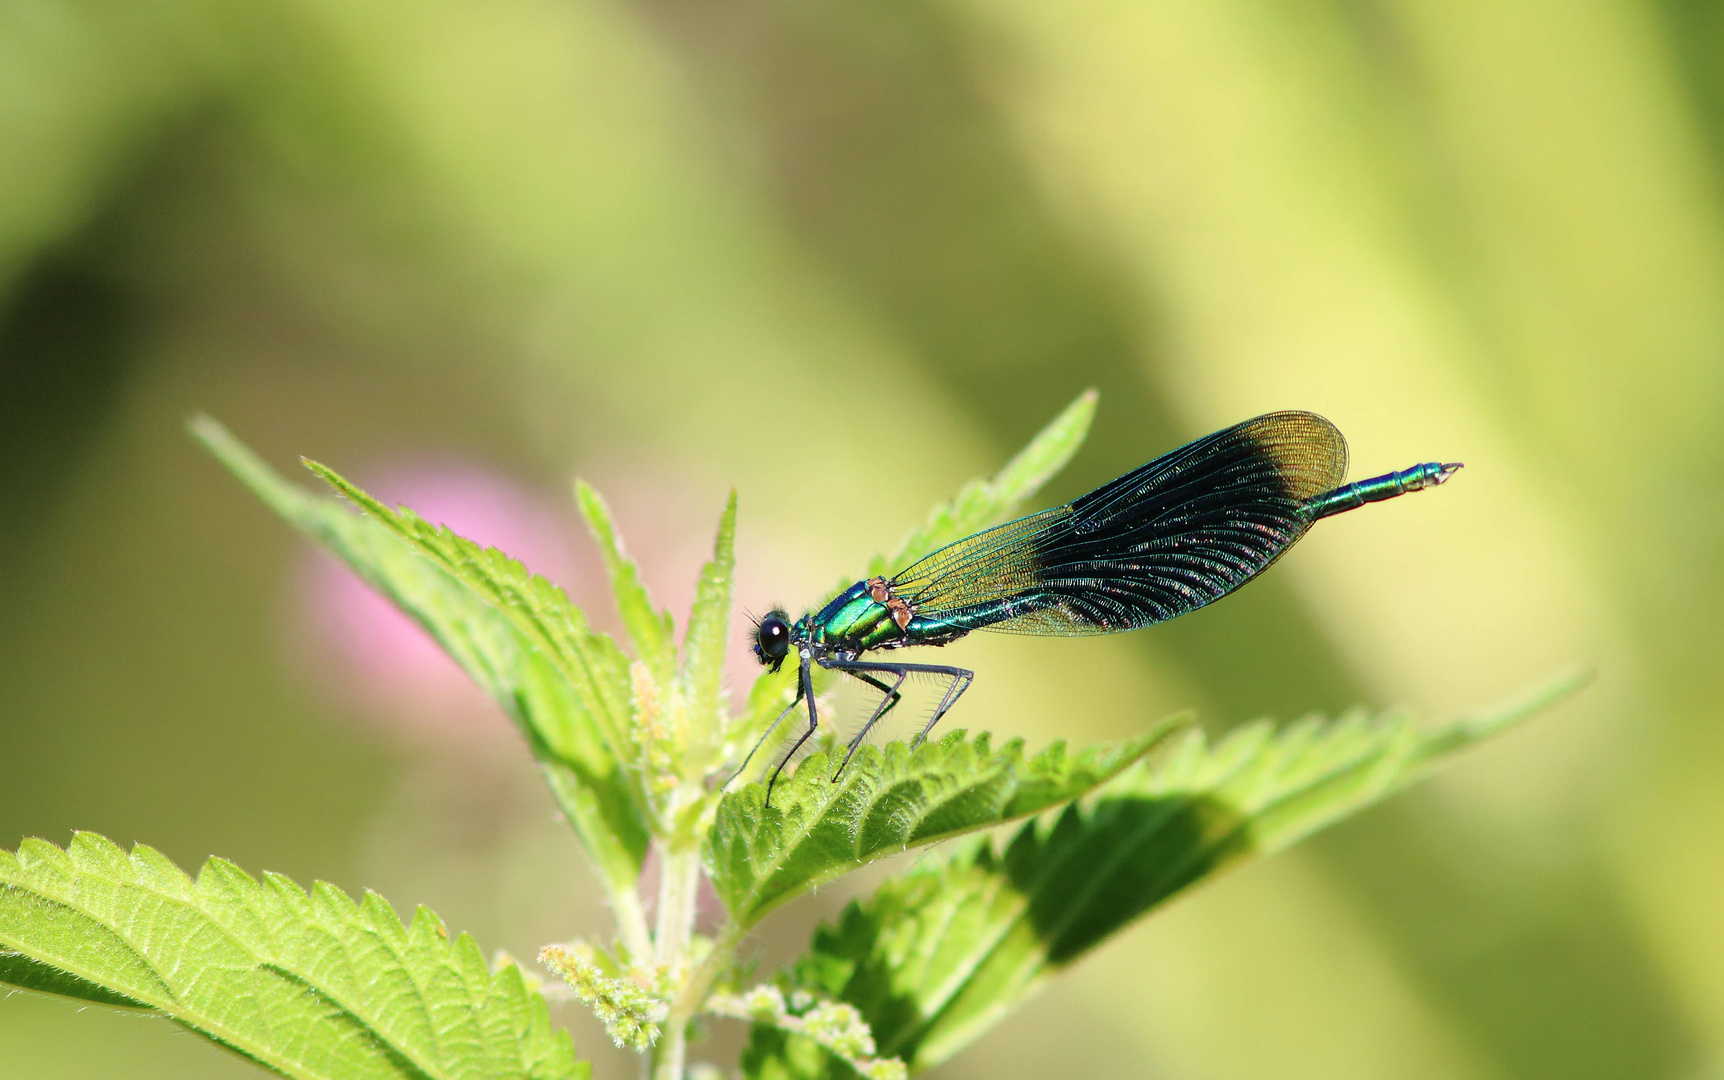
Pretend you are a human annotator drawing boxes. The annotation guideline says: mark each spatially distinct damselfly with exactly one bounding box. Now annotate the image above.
[742,411,1460,803]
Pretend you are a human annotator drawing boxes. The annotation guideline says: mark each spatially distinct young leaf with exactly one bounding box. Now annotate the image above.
[575,480,676,682]
[751,674,1585,1075]
[682,491,738,751]
[0,833,587,1080]
[705,721,1183,926]
[300,457,641,777]
[189,419,651,934]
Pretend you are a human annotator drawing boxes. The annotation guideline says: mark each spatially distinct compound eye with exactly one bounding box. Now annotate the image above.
[753,612,791,670]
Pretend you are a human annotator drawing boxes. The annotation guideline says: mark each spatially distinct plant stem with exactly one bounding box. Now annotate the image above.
[655,920,745,1080]
[655,844,700,968]
[613,881,653,965]
[651,841,703,1080]
[653,1018,688,1080]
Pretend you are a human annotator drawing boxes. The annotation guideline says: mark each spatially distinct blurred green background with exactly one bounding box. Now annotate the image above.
[2,0,1721,1077]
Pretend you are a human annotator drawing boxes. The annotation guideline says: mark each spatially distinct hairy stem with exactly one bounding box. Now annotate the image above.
[653,1022,687,1080]
[655,844,699,967]
[613,880,653,965]
[650,842,703,1080]
[657,919,745,1080]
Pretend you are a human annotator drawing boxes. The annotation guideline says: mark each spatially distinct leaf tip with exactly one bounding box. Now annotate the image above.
[300,456,337,486]
[572,477,608,529]
[260,869,307,899]
[1053,387,1098,433]
[309,879,362,918]
[185,415,277,485]
[185,412,228,446]
[195,855,260,891]
[1460,665,1594,741]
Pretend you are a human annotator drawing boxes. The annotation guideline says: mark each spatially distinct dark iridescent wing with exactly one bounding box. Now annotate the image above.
[889,412,1347,636]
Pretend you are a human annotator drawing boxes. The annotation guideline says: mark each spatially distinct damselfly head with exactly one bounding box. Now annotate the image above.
[752,610,792,672]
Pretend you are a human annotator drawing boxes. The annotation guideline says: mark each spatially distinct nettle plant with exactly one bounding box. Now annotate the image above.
[0,395,1574,1080]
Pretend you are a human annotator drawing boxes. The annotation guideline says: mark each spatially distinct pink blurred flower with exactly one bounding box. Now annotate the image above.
[290,459,590,753]
[285,457,737,755]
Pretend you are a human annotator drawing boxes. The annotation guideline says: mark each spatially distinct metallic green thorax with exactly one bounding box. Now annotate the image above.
[806,579,1024,653]
[805,580,915,654]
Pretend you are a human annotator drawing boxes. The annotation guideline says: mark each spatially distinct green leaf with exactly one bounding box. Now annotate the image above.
[705,720,1183,926]
[754,674,1586,1075]
[869,388,1096,577]
[683,490,738,747]
[189,418,650,924]
[0,948,151,1009]
[575,480,676,682]
[0,833,588,1080]
[297,454,641,774]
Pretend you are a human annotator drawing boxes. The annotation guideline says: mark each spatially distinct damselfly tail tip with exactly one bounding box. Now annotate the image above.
[1434,462,1464,484]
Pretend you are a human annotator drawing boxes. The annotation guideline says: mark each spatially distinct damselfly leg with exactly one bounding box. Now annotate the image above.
[821,659,974,781]
[763,660,819,806]
[728,672,804,788]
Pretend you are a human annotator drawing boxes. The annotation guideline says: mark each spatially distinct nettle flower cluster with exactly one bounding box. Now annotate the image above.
[0,395,1571,1080]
